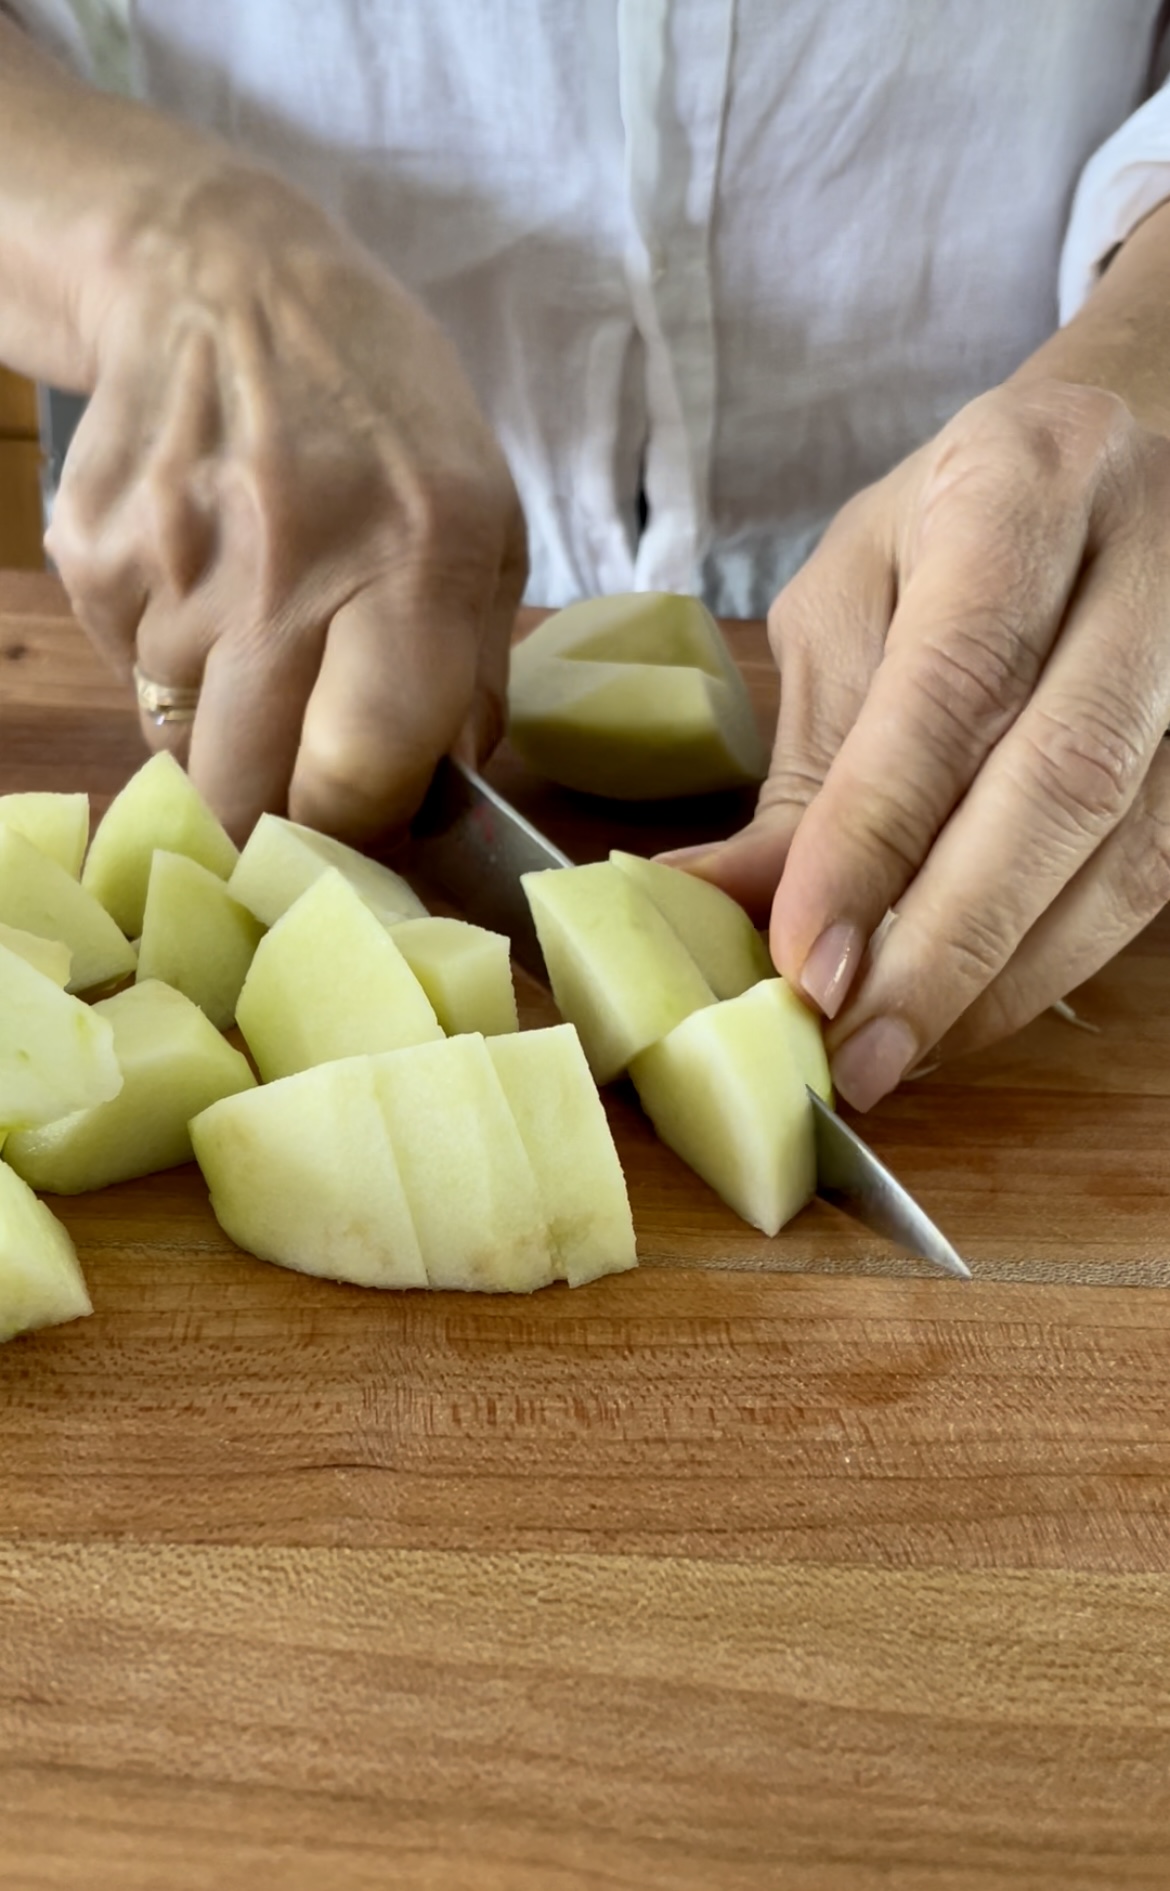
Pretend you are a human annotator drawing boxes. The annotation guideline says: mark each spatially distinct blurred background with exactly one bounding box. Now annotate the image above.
[0,368,83,568]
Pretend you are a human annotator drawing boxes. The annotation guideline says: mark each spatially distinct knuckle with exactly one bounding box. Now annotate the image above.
[1111,778,1170,920]
[907,613,1039,744]
[1015,698,1145,834]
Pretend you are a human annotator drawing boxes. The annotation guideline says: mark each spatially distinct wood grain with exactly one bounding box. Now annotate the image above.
[2,573,1170,1889]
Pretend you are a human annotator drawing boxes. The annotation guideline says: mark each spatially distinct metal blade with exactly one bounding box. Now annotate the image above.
[410,758,970,1278]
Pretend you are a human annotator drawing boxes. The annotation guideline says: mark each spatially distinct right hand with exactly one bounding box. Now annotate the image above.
[47,163,526,842]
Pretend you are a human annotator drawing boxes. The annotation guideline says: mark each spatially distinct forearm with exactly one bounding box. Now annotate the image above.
[1012,196,1170,436]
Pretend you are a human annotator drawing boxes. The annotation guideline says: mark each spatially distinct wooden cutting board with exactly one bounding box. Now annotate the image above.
[2,571,1170,1889]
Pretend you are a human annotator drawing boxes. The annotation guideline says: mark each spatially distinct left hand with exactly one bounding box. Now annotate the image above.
[688,376,1170,1109]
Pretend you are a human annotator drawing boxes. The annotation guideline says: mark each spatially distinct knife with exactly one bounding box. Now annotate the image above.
[410,757,970,1279]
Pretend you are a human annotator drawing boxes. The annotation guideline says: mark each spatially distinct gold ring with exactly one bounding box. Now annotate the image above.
[133,663,201,727]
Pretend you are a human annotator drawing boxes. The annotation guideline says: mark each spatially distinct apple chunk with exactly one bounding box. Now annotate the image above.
[487,1025,636,1286]
[0,1160,92,1343]
[0,921,70,988]
[0,791,89,877]
[191,1058,426,1289]
[389,916,518,1037]
[507,592,766,799]
[0,942,122,1130]
[4,980,255,1194]
[228,812,427,929]
[236,870,442,1082]
[609,851,772,999]
[629,979,821,1235]
[523,862,714,1082]
[137,850,265,1029]
[372,1035,553,1292]
[0,826,136,993]
[83,752,239,938]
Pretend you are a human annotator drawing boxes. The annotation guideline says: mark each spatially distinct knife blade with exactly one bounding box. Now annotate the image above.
[410,757,970,1279]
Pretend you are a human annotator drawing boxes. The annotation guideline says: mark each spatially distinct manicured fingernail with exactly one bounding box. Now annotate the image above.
[654,844,719,869]
[799,922,864,1020]
[831,1016,918,1113]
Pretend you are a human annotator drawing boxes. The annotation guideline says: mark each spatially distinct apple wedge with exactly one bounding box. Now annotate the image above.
[0,941,122,1130]
[191,1057,427,1289]
[137,850,265,1029]
[0,1160,92,1344]
[4,980,255,1194]
[487,1025,636,1286]
[372,1035,553,1292]
[609,851,772,999]
[389,916,518,1037]
[228,812,427,929]
[522,862,714,1082]
[83,752,239,938]
[629,978,821,1235]
[0,825,136,993]
[0,791,89,877]
[0,921,70,988]
[507,592,766,799]
[236,870,442,1082]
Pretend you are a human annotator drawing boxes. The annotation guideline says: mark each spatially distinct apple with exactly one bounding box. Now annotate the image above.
[235,869,442,1082]
[522,861,714,1082]
[0,825,136,993]
[83,751,239,938]
[487,1025,636,1286]
[507,592,767,798]
[137,849,265,1029]
[0,921,71,988]
[228,811,427,929]
[4,980,255,1194]
[0,940,122,1130]
[629,978,821,1235]
[371,1035,554,1292]
[191,1056,427,1289]
[608,850,772,999]
[0,1160,92,1343]
[389,915,518,1037]
[0,791,89,877]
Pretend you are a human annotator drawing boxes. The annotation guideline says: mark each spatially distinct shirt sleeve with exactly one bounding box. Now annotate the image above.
[1059,75,1170,320]
[0,0,131,91]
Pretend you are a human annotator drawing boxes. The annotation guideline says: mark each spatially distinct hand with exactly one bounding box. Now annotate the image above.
[46,166,525,842]
[690,378,1170,1108]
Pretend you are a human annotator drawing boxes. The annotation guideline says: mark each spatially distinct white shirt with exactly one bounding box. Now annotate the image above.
[10,0,1170,614]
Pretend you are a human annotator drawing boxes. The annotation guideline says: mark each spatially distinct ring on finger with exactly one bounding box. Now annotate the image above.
[133,662,201,727]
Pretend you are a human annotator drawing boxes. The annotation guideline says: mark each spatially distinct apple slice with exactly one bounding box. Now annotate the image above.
[0,825,136,993]
[83,752,239,938]
[389,916,518,1037]
[236,870,442,1082]
[507,592,766,798]
[0,1160,92,1343]
[371,1035,553,1292]
[522,862,714,1082]
[629,978,821,1235]
[609,851,772,999]
[0,921,71,988]
[0,941,122,1130]
[0,791,89,877]
[4,980,255,1195]
[487,1025,636,1286]
[137,850,265,1029]
[191,1057,427,1289]
[228,812,427,929]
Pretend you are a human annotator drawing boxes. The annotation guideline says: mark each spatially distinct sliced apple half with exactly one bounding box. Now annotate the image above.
[487,1024,636,1286]
[0,921,71,988]
[236,869,442,1082]
[4,980,255,1195]
[389,916,518,1037]
[83,752,239,938]
[0,941,122,1130]
[0,1160,92,1344]
[0,825,136,993]
[0,791,89,877]
[608,851,772,999]
[191,1057,426,1289]
[137,850,265,1029]
[629,978,822,1235]
[522,862,714,1082]
[507,592,766,799]
[228,812,427,929]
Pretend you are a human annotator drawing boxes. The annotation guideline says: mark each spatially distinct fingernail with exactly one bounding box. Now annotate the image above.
[654,844,719,869]
[799,922,864,1020]
[831,1016,919,1113]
